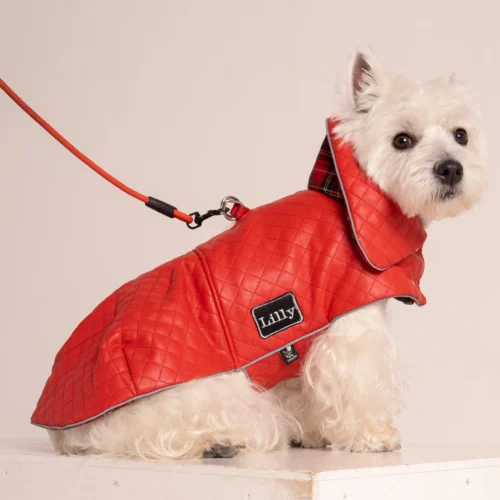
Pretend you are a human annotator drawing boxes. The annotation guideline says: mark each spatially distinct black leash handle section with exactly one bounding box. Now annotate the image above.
[146,197,177,218]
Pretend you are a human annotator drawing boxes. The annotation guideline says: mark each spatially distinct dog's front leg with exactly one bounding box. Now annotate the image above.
[300,301,403,452]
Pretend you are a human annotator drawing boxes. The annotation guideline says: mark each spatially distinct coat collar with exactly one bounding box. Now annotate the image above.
[308,118,427,271]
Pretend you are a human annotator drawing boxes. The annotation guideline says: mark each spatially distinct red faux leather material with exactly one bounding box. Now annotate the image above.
[32,119,427,429]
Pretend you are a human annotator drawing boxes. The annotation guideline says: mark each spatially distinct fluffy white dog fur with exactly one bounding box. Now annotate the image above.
[49,47,487,459]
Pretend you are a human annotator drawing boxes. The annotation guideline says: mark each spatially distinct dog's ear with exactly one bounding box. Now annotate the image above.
[347,47,384,113]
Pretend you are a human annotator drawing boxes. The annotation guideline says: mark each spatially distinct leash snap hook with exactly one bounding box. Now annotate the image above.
[187,209,226,230]
[187,196,243,229]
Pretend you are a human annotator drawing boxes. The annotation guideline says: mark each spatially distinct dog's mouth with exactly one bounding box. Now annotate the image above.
[437,187,460,202]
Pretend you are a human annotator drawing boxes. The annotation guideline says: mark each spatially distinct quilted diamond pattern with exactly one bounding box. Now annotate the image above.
[32,120,427,429]
[199,190,425,389]
[327,118,427,270]
[32,253,235,428]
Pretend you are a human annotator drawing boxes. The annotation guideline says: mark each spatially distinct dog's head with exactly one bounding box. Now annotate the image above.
[333,47,487,222]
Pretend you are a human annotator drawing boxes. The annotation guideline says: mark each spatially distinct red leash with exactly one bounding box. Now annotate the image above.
[0,79,194,224]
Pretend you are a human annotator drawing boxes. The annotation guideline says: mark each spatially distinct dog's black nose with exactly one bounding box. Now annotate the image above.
[433,159,464,186]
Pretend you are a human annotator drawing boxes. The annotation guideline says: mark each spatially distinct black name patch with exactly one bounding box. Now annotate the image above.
[251,293,303,339]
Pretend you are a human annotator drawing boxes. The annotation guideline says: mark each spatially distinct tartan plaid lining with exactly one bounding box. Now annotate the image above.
[307,137,344,204]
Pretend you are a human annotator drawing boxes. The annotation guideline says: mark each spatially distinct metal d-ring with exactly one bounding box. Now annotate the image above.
[220,196,241,221]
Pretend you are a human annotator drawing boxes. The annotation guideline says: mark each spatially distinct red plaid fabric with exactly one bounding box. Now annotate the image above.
[308,137,344,203]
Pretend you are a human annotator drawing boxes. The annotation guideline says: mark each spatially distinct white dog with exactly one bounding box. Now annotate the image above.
[49,47,487,459]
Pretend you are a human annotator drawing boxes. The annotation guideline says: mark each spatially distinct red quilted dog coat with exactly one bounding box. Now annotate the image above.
[32,119,427,430]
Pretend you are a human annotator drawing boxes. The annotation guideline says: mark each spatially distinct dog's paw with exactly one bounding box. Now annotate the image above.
[350,426,401,453]
[289,437,331,449]
[202,444,242,459]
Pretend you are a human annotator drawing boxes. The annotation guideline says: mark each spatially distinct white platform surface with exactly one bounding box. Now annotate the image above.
[2,438,500,499]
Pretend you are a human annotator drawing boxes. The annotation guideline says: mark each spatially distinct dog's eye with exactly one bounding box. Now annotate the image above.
[393,133,413,150]
[454,128,468,146]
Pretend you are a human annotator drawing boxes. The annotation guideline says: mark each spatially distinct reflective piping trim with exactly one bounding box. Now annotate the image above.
[31,369,237,431]
[32,295,421,431]
[242,368,251,383]
[240,294,422,371]
[325,119,387,272]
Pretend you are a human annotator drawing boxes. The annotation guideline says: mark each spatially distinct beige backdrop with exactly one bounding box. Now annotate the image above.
[1,0,498,446]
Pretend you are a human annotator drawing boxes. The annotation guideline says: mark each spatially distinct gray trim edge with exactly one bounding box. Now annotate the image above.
[325,119,388,272]
[32,295,421,431]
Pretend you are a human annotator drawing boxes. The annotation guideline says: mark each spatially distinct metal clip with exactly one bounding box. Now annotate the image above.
[220,196,241,221]
[186,208,227,229]
[187,196,242,229]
